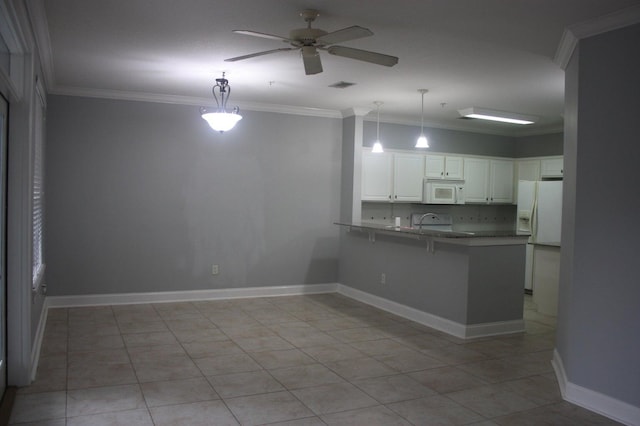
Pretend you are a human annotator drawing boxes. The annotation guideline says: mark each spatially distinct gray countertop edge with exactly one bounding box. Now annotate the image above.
[335,222,530,246]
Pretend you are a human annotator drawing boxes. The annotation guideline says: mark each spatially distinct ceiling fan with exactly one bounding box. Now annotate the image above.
[224,9,399,75]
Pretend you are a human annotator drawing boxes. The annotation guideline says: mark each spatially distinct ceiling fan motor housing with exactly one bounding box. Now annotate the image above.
[289,28,328,46]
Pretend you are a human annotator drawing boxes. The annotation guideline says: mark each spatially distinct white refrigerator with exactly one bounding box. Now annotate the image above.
[517,180,563,290]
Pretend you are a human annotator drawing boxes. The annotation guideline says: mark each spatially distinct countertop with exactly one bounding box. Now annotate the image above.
[334,221,530,240]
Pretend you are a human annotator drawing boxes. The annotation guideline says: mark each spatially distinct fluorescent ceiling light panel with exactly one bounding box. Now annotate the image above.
[458,107,537,125]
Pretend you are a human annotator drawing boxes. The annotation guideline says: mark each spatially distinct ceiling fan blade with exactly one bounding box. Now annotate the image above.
[327,46,399,67]
[302,47,323,75]
[225,47,294,62]
[316,25,373,45]
[232,30,292,43]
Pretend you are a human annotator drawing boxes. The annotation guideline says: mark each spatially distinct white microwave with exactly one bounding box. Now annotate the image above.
[423,179,465,204]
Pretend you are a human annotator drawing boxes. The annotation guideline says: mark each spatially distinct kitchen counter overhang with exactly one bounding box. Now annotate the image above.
[336,221,529,339]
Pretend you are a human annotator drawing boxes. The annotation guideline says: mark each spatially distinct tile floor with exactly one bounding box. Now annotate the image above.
[10,293,621,425]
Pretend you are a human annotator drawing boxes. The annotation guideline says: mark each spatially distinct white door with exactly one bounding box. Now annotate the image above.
[0,94,8,398]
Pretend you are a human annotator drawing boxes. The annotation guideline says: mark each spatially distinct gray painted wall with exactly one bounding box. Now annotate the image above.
[45,96,342,296]
[557,24,640,407]
[363,121,518,157]
[515,133,563,158]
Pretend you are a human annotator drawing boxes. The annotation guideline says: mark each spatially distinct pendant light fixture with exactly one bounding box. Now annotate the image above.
[372,101,384,153]
[415,89,429,148]
[200,72,242,133]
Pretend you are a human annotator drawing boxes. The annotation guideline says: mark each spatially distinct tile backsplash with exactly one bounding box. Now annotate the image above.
[361,202,517,231]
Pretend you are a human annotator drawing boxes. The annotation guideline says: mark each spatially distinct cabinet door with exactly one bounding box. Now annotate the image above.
[394,154,424,202]
[489,159,514,203]
[541,157,564,178]
[362,152,392,201]
[464,158,490,203]
[517,160,541,182]
[424,155,445,179]
[444,156,464,179]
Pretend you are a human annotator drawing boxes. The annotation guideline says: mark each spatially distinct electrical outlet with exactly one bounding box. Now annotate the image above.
[212,264,219,275]
[380,273,386,285]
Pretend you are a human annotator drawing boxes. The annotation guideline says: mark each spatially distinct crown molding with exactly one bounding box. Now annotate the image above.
[49,85,343,118]
[341,107,373,118]
[554,4,640,70]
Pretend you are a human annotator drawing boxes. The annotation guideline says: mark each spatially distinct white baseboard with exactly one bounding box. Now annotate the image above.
[30,297,50,382]
[45,283,339,308]
[553,349,640,426]
[336,284,524,339]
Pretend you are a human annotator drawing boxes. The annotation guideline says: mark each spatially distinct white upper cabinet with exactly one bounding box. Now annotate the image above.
[361,150,424,202]
[489,159,514,204]
[362,151,393,201]
[393,153,425,202]
[425,155,463,179]
[464,158,490,203]
[541,157,564,178]
[516,159,541,182]
[464,158,513,204]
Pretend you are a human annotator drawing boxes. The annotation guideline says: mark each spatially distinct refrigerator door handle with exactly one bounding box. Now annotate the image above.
[531,197,538,242]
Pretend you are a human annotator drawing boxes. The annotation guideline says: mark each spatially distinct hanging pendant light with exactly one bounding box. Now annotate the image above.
[200,72,242,133]
[372,101,384,153]
[415,89,429,148]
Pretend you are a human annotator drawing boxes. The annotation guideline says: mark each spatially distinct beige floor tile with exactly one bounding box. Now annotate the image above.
[375,348,447,372]
[269,364,345,389]
[387,394,485,425]
[353,374,436,404]
[68,334,124,352]
[327,327,390,343]
[117,320,167,334]
[324,357,396,381]
[150,400,239,426]
[422,343,489,365]
[455,358,531,383]
[291,382,378,415]
[182,339,243,358]
[122,331,177,348]
[349,337,420,359]
[68,322,121,338]
[393,333,454,351]
[409,366,487,394]
[207,370,284,398]
[132,353,201,382]
[66,408,154,426]
[493,402,621,425]
[171,327,228,343]
[447,384,538,418]
[66,384,145,417]
[141,377,219,407]
[306,317,361,331]
[249,348,316,369]
[280,330,342,348]
[19,366,67,394]
[225,391,314,425]
[301,343,364,363]
[321,405,412,425]
[233,335,296,352]
[265,418,326,426]
[126,343,185,361]
[194,353,262,376]
[163,317,216,331]
[496,375,562,405]
[67,361,137,390]
[9,391,67,424]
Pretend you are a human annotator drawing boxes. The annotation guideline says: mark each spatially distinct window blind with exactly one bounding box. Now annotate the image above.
[32,80,45,291]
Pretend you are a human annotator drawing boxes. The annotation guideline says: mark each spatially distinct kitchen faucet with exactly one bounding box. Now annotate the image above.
[417,212,439,228]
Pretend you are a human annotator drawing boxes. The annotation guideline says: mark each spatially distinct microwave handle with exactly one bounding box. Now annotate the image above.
[456,186,463,203]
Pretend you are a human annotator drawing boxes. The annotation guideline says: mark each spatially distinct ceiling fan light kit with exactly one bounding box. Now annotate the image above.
[200,73,242,133]
[225,9,399,75]
[458,107,537,125]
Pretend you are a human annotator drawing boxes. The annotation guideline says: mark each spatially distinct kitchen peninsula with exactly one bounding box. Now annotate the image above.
[336,221,529,339]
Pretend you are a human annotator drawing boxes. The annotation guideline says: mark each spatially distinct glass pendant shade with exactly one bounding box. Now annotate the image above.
[201,111,242,132]
[372,101,384,153]
[415,134,429,148]
[415,89,429,148]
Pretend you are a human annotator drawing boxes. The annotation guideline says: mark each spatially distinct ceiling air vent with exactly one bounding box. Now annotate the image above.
[329,81,356,89]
